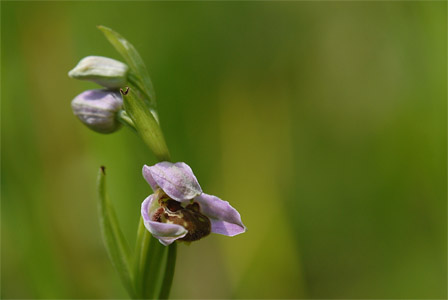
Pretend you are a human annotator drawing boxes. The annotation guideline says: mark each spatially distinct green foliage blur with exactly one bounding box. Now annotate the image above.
[1,2,446,299]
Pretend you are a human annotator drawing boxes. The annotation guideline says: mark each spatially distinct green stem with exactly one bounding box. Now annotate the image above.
[142,239,167,299]
[123,85,176,298]
[99,25,177,299]
[133,218,148,297]
[158,243,177,299]
[134,217,174,299]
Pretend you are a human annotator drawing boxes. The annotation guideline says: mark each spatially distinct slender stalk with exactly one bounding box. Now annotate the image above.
[133,218,148,297]
[123,86,177,298]
[134,217,175,299]
[142,239,167,299]
[158,243,177,299]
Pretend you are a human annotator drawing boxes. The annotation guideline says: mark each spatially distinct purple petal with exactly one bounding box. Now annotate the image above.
[142,162,202,202]
[141,195,188,246]
[195,193,246,236]
[142,166,158,191]
[71,89,123,134]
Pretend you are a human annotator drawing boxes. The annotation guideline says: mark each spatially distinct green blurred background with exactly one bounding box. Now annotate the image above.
[1,1,446,299]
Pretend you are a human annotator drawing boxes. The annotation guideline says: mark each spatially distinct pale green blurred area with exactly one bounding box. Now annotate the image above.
[1,1,446,299]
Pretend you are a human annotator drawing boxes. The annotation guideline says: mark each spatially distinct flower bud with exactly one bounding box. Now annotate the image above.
[68,56,128,88]
[71,89,123,134]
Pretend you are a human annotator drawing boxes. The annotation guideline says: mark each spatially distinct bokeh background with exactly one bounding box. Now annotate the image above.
[1,1,446,299]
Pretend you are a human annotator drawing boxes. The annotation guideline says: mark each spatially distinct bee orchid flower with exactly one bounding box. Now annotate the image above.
[141,162,246,245]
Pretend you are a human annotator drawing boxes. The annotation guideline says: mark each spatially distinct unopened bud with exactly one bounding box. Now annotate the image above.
[68,56,128,88]
[71,89,123,134]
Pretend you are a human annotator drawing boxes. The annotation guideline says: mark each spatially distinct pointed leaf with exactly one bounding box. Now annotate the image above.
[98,25,156,108]
[97,166,135,298]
